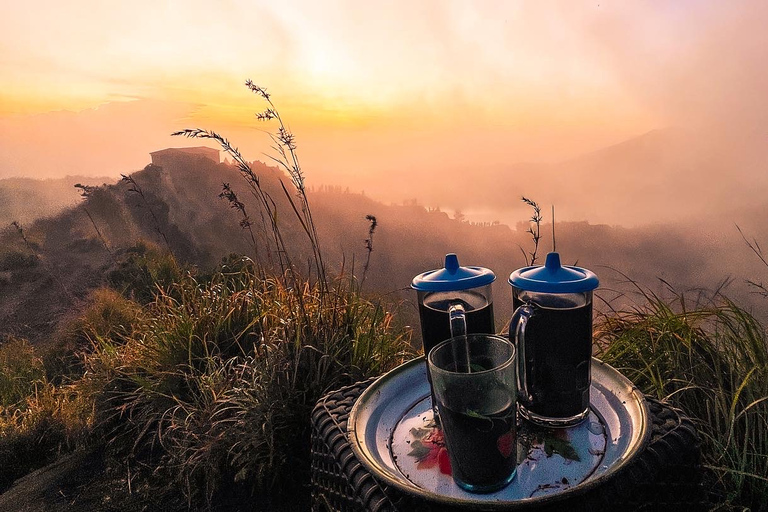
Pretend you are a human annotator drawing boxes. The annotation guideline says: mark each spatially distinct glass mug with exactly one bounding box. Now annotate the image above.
[428,334,518,493]
[508,252,599,427]
[412,254,496,420]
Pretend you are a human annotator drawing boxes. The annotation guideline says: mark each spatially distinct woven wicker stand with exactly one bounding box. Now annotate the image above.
[311,378,706,512]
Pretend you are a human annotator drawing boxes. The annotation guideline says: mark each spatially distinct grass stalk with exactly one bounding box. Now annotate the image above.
[596,285,768,509]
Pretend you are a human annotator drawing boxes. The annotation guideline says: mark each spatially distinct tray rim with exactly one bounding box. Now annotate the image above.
[348,356,651,508]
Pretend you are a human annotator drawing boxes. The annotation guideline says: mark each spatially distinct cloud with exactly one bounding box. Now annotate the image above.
[581,2,768,133]
[0,99,201,179]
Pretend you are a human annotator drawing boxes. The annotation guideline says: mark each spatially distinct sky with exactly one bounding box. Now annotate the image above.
[1,1,767,225]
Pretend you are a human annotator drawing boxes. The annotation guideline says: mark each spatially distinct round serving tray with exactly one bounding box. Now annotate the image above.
[348,357,650,508]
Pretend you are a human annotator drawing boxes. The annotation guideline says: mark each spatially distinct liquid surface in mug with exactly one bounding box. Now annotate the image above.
[514,296,592,419]
[419,291,495,357]
[437,394,517,490]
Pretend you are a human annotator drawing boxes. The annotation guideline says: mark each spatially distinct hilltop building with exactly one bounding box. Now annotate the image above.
[150,147,220,168]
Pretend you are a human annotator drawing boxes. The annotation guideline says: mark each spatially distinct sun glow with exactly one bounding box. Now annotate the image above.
[3,0,756,191]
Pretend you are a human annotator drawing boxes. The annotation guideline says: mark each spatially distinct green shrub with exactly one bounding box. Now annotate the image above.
[0,288,143,493]
[108,241,184,304]
[0,337,45,408]
[62,288,145,347]
[596,290,768,510]
[42,288,146,386]
[0,409,67,493]
[0,250,37,272]
[0,339,94,493]
[84,261,414,508]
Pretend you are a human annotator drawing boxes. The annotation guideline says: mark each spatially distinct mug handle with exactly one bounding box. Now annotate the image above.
[448,302,467,338]
[511,303,536,402]
[448,303,473,372]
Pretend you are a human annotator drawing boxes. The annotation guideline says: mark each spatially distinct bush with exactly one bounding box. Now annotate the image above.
[0,337,45,407]
[0,250,37,272]
[0,290,138,492]
[0,339,94,493]
[596,290,768,510]
[61,288,145,348]
[84,261,414,508]
[0,409,67,493]
[108,241,185,304]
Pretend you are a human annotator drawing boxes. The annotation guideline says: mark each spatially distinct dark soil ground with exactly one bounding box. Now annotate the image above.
[0,447,307,511]
[0,447,188,512]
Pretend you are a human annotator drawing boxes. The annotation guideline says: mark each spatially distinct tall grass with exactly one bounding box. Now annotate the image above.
[0,338,93,493]
[83,257,413,506]
[596,287,768,510]
[0,338,45,408]
[520,196,543,266]
[173,80,327,287]
[107,240,185,305]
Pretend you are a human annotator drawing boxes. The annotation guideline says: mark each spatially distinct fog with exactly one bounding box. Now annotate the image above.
[0,175,110,225]
[4,153,768,348]
[0,100,193,180]
[1,2,768,230]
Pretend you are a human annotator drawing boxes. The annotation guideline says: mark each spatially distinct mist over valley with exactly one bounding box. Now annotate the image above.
[2,146,767,348]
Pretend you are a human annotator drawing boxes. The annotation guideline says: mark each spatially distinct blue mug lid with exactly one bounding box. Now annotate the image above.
[412,254,496,292]
[508,252,598,293]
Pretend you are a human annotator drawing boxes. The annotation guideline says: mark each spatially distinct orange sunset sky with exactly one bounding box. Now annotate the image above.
[1,1,767,225]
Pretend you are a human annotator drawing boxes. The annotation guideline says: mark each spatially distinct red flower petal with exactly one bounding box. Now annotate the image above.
[497,431,516,458]
[438,447,452,475]
[416,450,439,469]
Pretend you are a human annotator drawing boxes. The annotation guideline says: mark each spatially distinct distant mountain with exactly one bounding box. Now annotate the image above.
[378,127,768,228]
[1,149,767,346]
[538,128,725,226]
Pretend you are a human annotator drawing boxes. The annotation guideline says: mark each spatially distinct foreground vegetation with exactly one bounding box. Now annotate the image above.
[4,258,768,509]
[1,82,415,509]
[0,248,414,508]
[596,289,768,510]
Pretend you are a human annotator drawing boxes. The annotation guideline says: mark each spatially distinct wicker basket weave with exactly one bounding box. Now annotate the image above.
[311,378,706,512]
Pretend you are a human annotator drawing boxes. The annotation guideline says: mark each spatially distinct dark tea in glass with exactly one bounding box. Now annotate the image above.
[418,290,495,358]
[428,334,517,493]
[512,293,592,421]
[412,254,496,421]
[508,252,599,427]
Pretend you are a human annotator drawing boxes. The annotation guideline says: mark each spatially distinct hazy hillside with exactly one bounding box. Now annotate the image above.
[2,151,768,346]
[362,128,768,229]
[0,175,112,226]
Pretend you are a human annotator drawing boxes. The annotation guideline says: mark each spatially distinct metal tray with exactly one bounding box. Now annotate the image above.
[348,357,650,508]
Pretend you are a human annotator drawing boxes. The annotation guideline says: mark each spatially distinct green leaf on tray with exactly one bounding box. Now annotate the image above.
[543,436,581,462]
[407,440,431,460]
[410,427,431,439]
[465,409,487,420]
